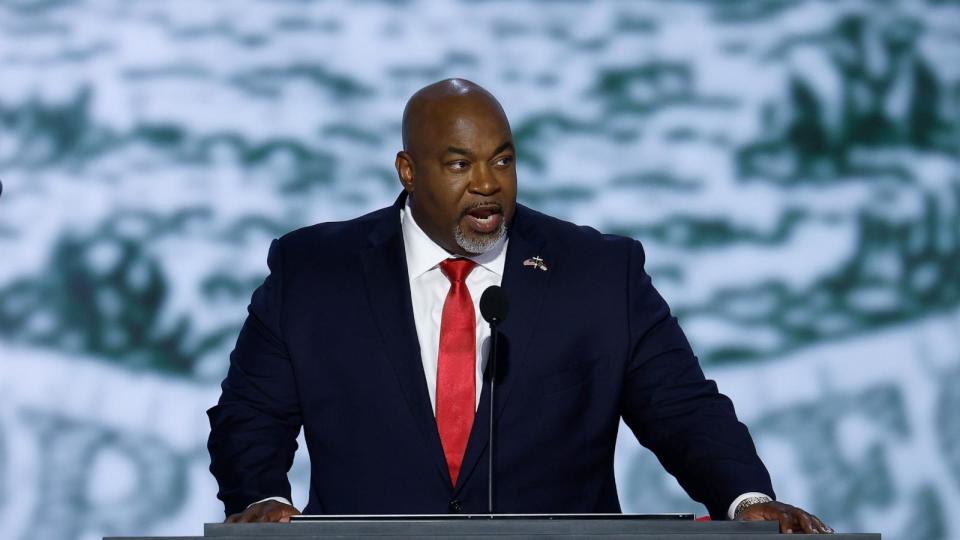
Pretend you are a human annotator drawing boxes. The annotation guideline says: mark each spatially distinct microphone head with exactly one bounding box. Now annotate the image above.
[480,285,509,324]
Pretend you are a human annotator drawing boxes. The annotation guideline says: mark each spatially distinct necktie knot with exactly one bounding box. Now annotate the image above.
[439,258,476,284]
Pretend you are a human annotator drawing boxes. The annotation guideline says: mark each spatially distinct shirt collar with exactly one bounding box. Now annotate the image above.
[400,196,508,281]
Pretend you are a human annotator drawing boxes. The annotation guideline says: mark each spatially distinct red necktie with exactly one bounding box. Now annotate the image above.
[436,258,477,487]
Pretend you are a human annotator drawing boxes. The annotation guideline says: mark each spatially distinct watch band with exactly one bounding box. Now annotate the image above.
[734,495,773,519]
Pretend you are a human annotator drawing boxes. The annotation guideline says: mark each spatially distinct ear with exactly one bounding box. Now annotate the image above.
[395,151,415,193]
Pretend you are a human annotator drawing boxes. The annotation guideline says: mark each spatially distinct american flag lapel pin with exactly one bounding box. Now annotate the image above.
[522,255,548,271]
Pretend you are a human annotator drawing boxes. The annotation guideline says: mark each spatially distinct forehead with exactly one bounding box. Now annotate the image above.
[414,96,512,153]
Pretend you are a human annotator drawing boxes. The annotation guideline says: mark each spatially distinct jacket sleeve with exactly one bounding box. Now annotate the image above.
[618,240,774,519]
[207,238,302,516]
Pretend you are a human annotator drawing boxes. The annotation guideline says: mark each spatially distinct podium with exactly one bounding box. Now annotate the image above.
[107,515,881,539]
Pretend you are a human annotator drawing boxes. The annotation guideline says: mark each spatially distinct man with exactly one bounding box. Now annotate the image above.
[207,79,832,534]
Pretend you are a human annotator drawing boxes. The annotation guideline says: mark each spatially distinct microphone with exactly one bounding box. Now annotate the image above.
[480,285,508,325]
[479,286,508,514]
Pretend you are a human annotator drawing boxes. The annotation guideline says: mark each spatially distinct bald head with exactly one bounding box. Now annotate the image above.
[394,78,517,257]
[401,78,509,153]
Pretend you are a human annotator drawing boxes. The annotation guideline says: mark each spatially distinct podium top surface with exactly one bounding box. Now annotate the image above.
[107,516,881,539]
[290,512,695,521]
[208,516,771,536]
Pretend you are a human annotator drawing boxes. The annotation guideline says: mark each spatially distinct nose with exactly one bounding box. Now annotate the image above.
[469,164,500,196]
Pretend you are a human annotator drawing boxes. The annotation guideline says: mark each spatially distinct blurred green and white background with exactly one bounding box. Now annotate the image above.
[1,0,958,538]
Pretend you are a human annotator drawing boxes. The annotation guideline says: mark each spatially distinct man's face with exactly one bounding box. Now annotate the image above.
[396,96,517,256]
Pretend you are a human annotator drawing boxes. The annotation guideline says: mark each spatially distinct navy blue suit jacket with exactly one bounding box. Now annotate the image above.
[207,194,774,519]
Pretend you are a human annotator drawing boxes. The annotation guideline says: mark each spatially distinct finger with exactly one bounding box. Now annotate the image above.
[778,511,796,534]
[264,508,287,523]
[256,506,279,523]
[225,513,240,524]
[241,506,263,523]
[279,506,300,523]
[263,504,297,523]
[802,511,826,534]
[811,515,834,534]
[796,511,817,534]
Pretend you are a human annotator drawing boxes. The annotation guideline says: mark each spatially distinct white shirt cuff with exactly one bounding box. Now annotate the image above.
[727,492,772,519]
[248,496,294,509]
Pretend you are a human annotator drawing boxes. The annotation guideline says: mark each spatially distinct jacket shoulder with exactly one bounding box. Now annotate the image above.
[276,204,395,256]
[517,204,639,255]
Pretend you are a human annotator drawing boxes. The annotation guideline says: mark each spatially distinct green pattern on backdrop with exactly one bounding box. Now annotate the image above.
[0,1,957,538]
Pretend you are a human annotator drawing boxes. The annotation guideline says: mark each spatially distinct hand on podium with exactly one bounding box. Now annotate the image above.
[225,499,300,523]
[738,500,833,534]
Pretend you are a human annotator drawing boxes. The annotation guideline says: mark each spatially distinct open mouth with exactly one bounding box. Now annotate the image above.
[462,204,503,234]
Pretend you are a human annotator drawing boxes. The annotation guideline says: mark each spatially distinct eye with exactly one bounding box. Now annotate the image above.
[448,160,469,171]
[495,155,514,167]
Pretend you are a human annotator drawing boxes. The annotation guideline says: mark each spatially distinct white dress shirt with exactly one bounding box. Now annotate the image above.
[252,201,768,518]
[400,198,508,412]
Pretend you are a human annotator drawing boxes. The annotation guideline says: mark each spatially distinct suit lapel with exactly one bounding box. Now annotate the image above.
[492,217,555,420]
[453,205,556,497]
[359,198,453,488]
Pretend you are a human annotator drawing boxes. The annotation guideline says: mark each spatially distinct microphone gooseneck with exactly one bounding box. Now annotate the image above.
[479,285,508,515]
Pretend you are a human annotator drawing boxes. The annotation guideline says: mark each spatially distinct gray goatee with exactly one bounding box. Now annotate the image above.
[454,220,507,254]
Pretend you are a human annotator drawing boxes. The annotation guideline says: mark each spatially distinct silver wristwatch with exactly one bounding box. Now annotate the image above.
[734,495,774,519]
